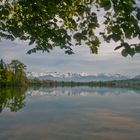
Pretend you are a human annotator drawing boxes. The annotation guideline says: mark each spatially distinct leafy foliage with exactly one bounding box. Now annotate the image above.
[0,0,140,56]
[0,59,28,87]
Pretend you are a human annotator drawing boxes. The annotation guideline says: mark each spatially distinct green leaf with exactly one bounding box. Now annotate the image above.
[100,0,111,11]
[135,45,140,53]
[128,48,135,56]
[29,38,35,45]
[136,9,140,20]
[90,45,98,54]
[121,49,128,57]
[114,45,122,50]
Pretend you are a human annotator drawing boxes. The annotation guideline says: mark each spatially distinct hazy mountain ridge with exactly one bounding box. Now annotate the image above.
[27,72,131,82]
[133,75,140,80]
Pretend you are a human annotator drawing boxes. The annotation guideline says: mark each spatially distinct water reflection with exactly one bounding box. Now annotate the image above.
[0,86,140,113]
[0,86,140,140]
[0,87,27,113]
[27,86,140,97]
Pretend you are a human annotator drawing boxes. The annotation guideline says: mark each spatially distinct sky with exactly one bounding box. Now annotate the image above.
[0,1,140,77]
[0,38,140,77]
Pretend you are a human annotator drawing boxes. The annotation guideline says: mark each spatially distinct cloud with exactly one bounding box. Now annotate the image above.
[0,39,139,76]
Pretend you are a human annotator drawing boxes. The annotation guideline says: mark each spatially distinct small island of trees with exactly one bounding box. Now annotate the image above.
[0,59,28,87]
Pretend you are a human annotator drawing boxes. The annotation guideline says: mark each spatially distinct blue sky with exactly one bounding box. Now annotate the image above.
[0,39,140,77]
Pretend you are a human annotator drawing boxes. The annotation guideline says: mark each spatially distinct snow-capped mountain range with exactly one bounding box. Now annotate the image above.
[27,72,129,82]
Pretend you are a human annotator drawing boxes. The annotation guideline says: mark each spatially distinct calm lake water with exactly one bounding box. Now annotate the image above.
[0,86,140,140]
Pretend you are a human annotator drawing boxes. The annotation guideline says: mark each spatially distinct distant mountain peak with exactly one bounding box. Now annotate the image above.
[27,72,130,82]
[133,75,140,80]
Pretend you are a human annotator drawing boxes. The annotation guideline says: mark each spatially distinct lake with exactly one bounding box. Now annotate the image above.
[0,86,140,140]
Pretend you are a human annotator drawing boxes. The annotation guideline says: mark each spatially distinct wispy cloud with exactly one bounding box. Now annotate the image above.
[0,39,139,76]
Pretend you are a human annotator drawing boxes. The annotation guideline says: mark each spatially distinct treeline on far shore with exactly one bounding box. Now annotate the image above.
[29,78,140,89]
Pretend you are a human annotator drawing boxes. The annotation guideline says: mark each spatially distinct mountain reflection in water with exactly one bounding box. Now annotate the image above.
[27,86,140,97]
[0,86,140,113]
[0,86,140,140]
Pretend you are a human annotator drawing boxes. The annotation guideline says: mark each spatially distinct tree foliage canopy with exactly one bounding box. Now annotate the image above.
[0,0,140,56]
[0,59,27,86]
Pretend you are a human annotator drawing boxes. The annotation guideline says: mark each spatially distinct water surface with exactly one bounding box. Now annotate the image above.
[0,87,140,140]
